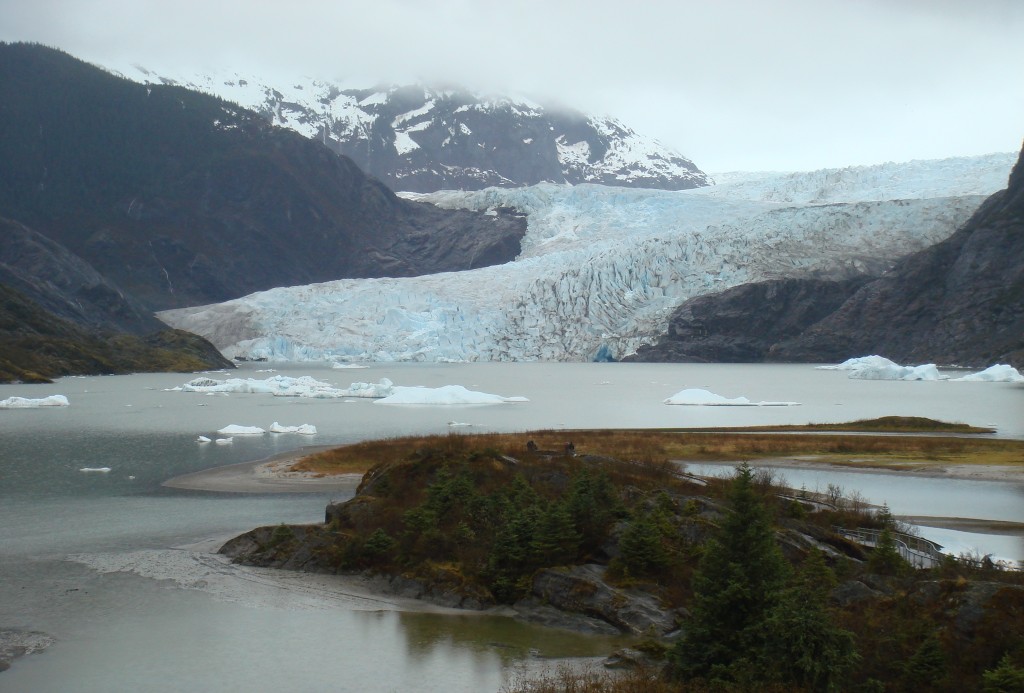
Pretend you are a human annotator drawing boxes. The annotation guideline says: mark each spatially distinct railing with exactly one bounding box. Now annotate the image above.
[834,526,944,569]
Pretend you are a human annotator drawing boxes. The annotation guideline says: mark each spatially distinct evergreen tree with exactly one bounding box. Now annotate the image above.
[671,462,789,680]
[618,509,670,578]
[762,550,859,691]
[531,501,580,566]
[982,654,1024,693]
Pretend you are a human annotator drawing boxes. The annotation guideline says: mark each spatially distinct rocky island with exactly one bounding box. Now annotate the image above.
[219,427,1024,691]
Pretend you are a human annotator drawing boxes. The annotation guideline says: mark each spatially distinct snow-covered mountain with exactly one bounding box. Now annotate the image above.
[105,64,709,192]
[157,153,1018,363]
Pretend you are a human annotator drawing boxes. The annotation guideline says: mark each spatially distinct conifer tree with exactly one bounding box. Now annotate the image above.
[671,462,789,680]
[762,549,859,691]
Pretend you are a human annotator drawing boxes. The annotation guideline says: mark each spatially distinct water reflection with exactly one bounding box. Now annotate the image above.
[392,611,629,662]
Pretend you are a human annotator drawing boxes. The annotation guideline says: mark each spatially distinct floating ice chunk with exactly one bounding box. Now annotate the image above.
[952,364,1024,382]
[664,388,799,406]
[848,363,944,381]
[216,425,266,436]
[817,355,899,371]
[339,379,395,398]
[196,435,212,443]
[664,388,750,405]
[822,356,946,381]
[331,362,368,369]
[79,467,111,473]
[447,421,473,427]
[269,422,318,435]
[0,395,70,408]
[214,437,233,445]
[374,384,527,405]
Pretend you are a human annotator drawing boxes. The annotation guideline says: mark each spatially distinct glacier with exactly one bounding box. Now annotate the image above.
[157,153,1018,363]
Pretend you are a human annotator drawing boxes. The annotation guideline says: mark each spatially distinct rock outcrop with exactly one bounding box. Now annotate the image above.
[769,144,1024,367]
[632,143,1024,368]
[626,276,870,362]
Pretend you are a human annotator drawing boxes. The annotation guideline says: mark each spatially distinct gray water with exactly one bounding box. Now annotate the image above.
[1,362,1022,691]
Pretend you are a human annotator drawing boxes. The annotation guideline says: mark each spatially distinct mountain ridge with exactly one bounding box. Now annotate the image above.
[0,43,526,319]
[105,64,710,193]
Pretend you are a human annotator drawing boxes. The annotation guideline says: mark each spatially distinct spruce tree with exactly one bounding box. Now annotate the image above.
[763,550,859,691]
[671,462,789,680]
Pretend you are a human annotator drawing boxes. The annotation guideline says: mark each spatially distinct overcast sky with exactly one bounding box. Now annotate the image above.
[2,0,1022,172]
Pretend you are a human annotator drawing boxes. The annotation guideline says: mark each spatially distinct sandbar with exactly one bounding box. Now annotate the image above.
[162,446,362,493]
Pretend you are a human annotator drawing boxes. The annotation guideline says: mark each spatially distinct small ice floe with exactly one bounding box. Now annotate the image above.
[374,385,528,405]
[447,421,473,427]
[214,437,233,445]
[951,364,1024,382]
[331,362,368,369]
[216,425,266,436]
[269,422,317,435]
[0,394,70,408]
[819,356,945,381]
[79,467,111,473]
[196,435,212,443]
[664,388,799,406]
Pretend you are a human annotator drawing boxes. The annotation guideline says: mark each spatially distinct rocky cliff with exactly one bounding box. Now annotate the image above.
[626,276,871,363]
[632,144,1024,368]
[769,144,1024,367]
[0,44,526,319]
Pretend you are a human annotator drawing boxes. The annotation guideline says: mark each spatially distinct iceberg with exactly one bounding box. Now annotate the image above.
[822,356,945,381]
[214,438,233,445]
[1,395,70,408]
[951,364,1024,382]
[663,388,799,406]
[269,422,318,435]
[171,375,395,399]
[216,425,266,436]
[374,385,527,405]
[817,355,900,371]
[79,467,111,473]
[196,436,212,443]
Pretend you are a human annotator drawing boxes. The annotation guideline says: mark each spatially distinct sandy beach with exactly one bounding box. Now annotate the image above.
[162,446,363,493]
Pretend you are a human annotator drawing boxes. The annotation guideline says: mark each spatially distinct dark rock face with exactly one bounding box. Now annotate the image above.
[770,145,1024,368]
[0,44,526,319]
[630,144,1024,368]
[626,276,871,362]
[0,216,159,333]
[0,282,233,383]
[531,564,680,636]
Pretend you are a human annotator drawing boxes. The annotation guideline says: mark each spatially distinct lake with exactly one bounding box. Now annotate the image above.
[1,362,1021,691]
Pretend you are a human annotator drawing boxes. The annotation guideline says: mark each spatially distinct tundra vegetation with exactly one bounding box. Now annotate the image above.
[231,422,1024,692]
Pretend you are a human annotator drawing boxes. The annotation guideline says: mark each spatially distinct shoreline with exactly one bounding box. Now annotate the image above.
[165,447,1024,495]
[162,446,362,493]
[691,456,1024,484]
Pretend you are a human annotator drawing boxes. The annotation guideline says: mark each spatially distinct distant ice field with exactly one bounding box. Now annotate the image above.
[159,153,1017,363]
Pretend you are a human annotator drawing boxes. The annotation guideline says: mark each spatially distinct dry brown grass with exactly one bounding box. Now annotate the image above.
[290,426,1024,478]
